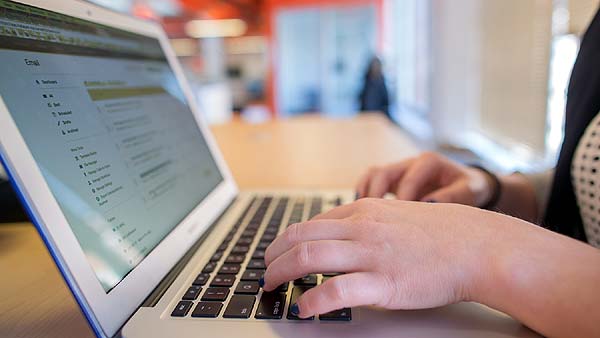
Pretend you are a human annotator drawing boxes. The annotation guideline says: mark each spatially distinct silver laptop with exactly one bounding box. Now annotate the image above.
[0,1,540,337]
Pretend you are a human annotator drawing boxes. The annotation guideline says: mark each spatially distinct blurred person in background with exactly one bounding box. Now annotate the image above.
[262,9,600,338]
[359,56,390,119]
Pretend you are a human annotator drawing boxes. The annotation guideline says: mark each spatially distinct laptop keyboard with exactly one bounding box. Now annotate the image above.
[170,195,351,322]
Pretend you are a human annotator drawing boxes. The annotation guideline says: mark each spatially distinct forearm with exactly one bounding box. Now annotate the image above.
[472,216,600,338]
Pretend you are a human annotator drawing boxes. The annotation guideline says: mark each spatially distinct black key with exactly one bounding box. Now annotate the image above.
[202,287,230,301]
[218,242,229,251]
[309,208,321,219]
[294,274,317,286]
[322,272,342,277]
[246,225,260,232]
[287,286,314,320]
[210,252,223,262]
[191,302,223,318]
[263,227,279,235]
[241,269,264,281]
[192,273,210,286]
[182,285,202,300]
[223,295,256,319]
[320,308,352,321]
[171,301,193,317]
[334,197,342,206]
[261,233,276,242]
[255,292,286,319]
[224,234,234,242]
[256,241,270,250]
[226,254,246,264]
[235,281,260,295]
[231,245,250,254]
[252,250,266,259]
[211,275,235,287]
[242,229,257,238]
[219,264,241,275]
[202,262,218,273]
[247,259,266,269]
[274,282,289,293]
[237,237,253,246]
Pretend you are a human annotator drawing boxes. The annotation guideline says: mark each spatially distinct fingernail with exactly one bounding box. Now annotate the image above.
[290,303,300,316]
[258,277,265,288]
[425,199,437,203]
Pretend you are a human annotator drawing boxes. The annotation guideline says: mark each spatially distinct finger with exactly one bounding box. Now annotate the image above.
[311,202,359,221]
[395,155,440,201]
[365,169,393,198]
[262,240,366,291]
[421,180,474,205]
[294,272,386,318]
[355,170,372,198]
[265,219,356,266]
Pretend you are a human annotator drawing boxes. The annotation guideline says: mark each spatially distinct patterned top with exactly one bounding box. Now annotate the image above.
[572,112,600,248]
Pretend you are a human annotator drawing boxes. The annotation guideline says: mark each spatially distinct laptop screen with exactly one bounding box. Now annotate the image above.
[0,1,224,292]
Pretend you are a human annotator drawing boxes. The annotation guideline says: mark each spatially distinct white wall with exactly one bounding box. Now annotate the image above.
[569,0,600,35]
[429,0,483,143]
[477,0,553,155]
[428,0,553,168]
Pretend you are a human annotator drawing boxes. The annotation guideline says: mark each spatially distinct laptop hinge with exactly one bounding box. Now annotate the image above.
[140,198,237,308]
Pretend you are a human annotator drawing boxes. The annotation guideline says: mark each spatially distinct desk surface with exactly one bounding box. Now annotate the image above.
[0,114,419,338]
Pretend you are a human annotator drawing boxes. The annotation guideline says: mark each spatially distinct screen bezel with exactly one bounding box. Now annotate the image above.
[0,1,238,337]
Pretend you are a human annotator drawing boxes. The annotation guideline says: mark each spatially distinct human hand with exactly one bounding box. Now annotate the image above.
[262,198,510,318]
[356,152,494,207]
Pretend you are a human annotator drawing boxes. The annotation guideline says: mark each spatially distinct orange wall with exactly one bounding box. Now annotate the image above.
[263,0,385,116]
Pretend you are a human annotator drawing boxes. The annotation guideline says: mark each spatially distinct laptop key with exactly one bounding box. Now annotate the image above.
[192,273,210,286]
[261,233,276,242]
[219,264,241,275]
[210,252,223,262]
[263,227,279,235]
[226,254,246,264]
[237,237,253,246]
[211,275,235,287]
[320,308,352,321]
[241,269,264,281]
[247,259,266,269]
[202,262,217,273]
[182,286,202,300]
[231,245,250,254]
[256,241,270,250]
[255,292,286,319]
[223,295,256,319]
[274,282,289,293]
[294,274,317,286]
[202,287,230,301]
[191,302,223,318]
[242,229,257,238]
[171,301,193,317]
[287,286,314,320]
[235,281,260,295]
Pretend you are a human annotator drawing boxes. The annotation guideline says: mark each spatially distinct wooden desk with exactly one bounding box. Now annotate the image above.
[0,114,419,338]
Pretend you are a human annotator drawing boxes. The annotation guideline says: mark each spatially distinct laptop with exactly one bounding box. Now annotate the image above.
[0,1,540,337]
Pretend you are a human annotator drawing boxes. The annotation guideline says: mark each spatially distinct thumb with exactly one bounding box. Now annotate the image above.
[420,180,475,205]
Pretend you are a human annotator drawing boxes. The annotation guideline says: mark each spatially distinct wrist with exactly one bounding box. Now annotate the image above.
[464,212,531,309]
[467,166,501,209]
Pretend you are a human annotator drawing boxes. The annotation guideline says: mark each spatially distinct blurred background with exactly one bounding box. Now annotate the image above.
[47,0,600,172]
